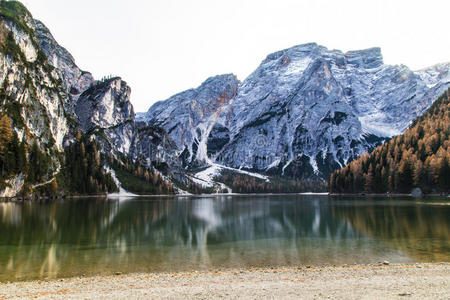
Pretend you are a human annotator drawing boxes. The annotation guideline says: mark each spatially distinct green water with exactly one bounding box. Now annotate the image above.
[0,195,449,281]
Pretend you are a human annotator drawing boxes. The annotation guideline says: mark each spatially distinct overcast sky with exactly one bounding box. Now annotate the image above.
[22,0,450,112]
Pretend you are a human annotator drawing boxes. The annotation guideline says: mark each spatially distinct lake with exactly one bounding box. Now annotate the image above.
[0,194,449,281]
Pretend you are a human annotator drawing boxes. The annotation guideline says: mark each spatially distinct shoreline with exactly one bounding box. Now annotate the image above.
[1,263,449,299]
[1,192,448,203]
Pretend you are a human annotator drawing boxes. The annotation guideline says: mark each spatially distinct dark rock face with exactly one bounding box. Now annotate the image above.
[207,124,231,157]
[132,125,186,183]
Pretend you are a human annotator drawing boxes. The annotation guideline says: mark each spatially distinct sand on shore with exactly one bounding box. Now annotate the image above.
[0,263,449,299]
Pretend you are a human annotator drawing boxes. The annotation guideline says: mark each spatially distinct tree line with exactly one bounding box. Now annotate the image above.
[107,152,174,195]
[330,89,450,194]
[218,170,326,193]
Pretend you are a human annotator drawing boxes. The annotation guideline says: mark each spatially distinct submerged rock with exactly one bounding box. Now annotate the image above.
[411,188,423,198]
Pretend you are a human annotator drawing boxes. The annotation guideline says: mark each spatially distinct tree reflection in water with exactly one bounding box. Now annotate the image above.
[0,195,448,281]
[330,197,450,261]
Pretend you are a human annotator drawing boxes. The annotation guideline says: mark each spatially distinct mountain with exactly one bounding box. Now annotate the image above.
[1,1,449,197]
[0,1,73,196]
[330,89,449,194]
[140,43,450,182]
[0,1,187,197]
[137,74,239,168]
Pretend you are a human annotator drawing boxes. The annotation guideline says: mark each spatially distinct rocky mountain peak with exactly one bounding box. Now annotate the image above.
[76,77,133,131]
[344,47,383,69]
[143,43,450,181]
[140,73,239,166]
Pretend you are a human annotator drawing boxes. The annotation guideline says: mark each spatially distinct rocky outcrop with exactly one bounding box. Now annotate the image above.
[132,123,186,182]
[0,5,69,151]
[75,77,135,155]
[138,74,239,167]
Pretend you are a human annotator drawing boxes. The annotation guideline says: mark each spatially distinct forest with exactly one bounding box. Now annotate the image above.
[0,113,58,196]
[108,152,174,195]
[329,89,450,194]
[217,169,326,193]
[60,131,118,195]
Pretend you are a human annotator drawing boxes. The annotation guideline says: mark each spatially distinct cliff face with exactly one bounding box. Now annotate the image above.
[0,3,68,187]
[0,1,182,197]
[75,77,136,155]
[34,19,94,105]
[138,74,239,167]
[143,43,450,180]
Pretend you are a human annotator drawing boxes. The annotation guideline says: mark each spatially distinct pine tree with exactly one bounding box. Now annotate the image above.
[17,140,27,172]
[50,179,58,196]
[0,114,12,176]
[7,131,19,173]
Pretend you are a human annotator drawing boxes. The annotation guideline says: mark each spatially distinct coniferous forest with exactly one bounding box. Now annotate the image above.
[0,113,54,195]
[329,89,450,194]
[217,170,326,193]
[60,132,118,195]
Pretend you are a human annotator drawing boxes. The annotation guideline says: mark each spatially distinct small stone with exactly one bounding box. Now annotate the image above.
[115,272,122,275]
[383,261,390,265]
[411,188,422,197]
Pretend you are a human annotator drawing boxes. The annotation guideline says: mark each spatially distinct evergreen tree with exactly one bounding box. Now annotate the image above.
[0,114,12,177]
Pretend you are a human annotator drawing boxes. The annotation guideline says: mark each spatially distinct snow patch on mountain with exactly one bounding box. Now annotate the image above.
[358,113,401,137]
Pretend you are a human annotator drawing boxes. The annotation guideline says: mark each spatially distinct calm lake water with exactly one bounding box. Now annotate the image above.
[0,194,449,281]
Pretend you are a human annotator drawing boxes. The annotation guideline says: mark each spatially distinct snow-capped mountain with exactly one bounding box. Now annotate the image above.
[141,43,450,179]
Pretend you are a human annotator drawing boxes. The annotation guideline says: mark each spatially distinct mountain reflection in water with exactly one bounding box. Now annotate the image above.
[0,195,448,281]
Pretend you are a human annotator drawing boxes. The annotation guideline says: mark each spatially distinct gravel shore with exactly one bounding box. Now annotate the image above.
[1,263,449,299]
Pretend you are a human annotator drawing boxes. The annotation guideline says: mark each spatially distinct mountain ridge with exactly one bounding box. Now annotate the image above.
[0,1,449,196]
[141,42,450,182]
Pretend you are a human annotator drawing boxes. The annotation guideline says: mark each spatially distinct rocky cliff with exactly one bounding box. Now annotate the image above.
[138,74,239,167]
[0,1,69,197]
[0,1,182,197]
[142,43,450,180]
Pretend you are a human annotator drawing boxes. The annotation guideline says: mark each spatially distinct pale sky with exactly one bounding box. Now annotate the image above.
[22,0,450,112]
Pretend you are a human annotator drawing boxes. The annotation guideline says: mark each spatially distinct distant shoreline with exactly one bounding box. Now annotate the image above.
[1,192,449,203]
[1,263,448,299]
